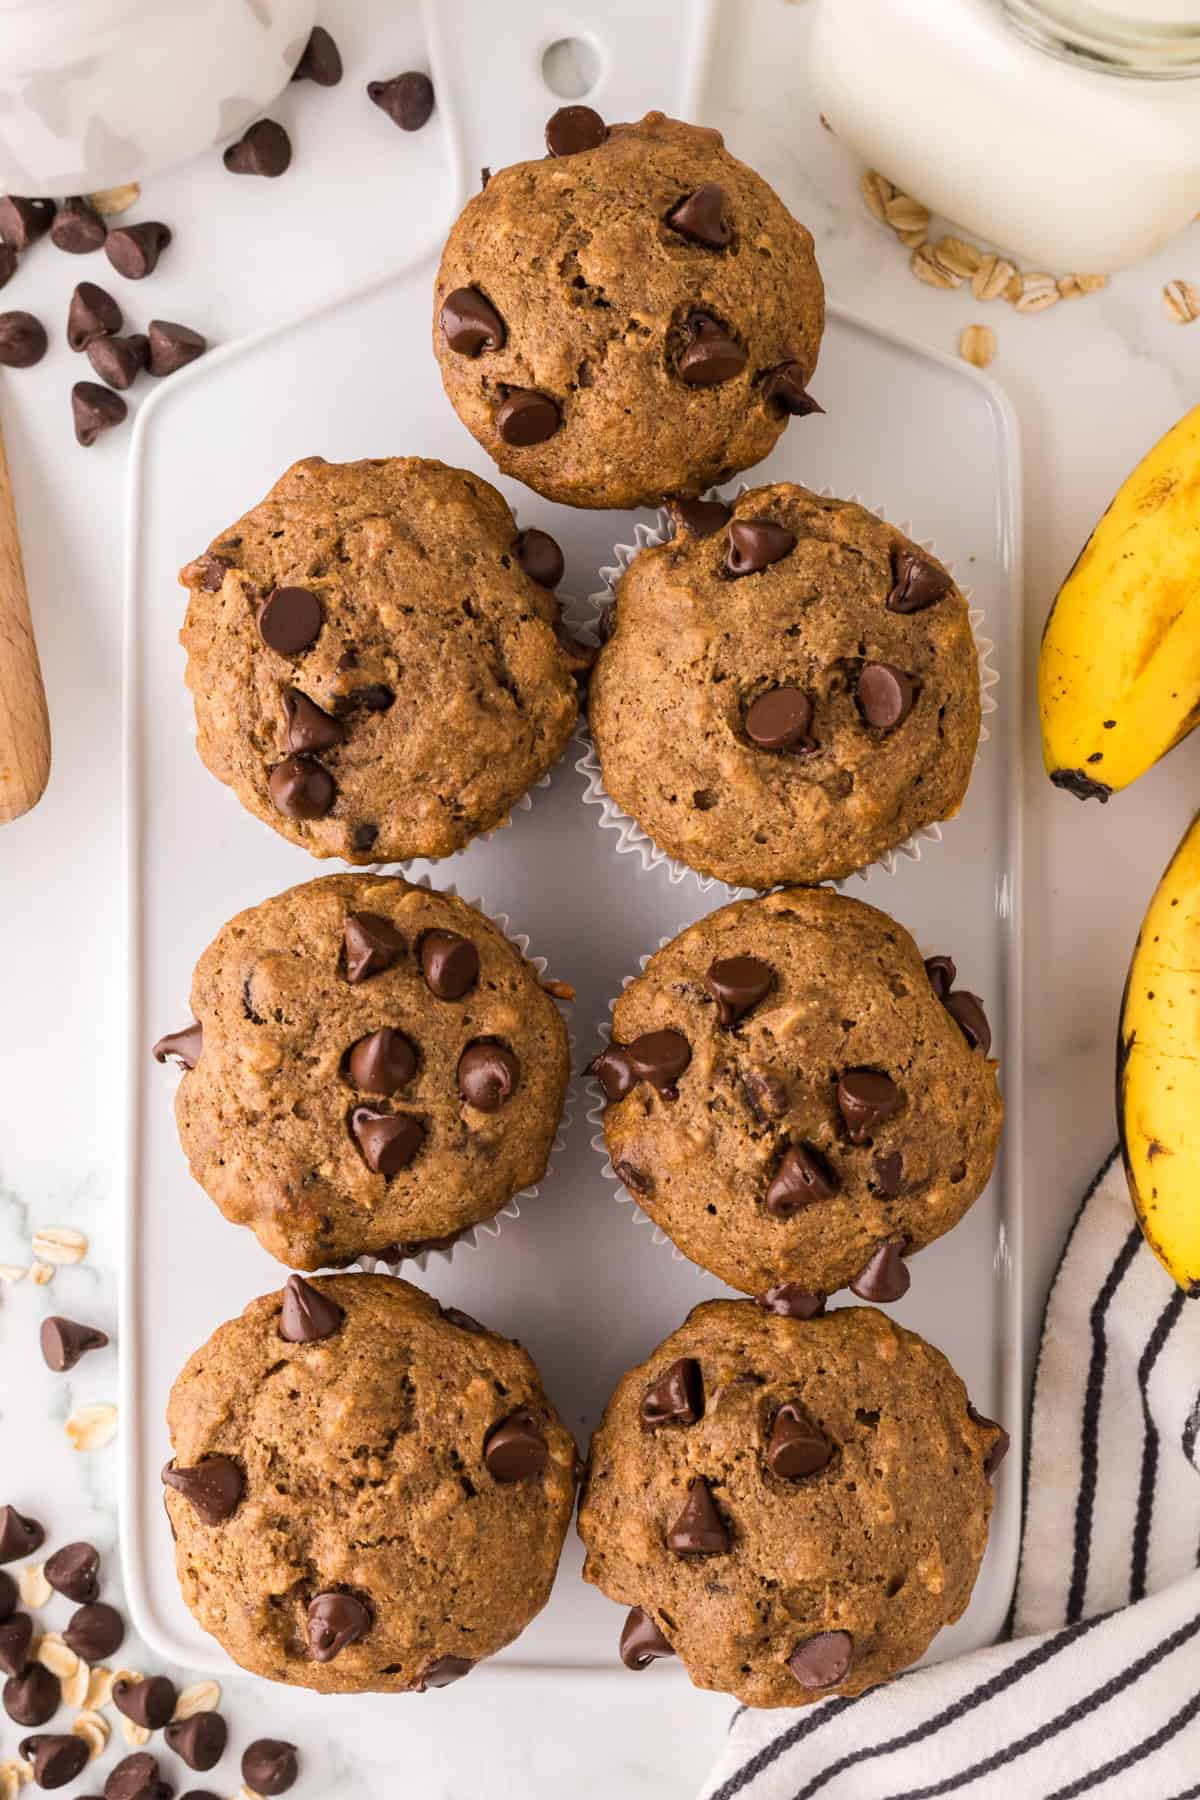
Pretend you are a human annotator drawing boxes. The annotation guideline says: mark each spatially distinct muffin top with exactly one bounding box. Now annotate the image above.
[159,874,570,1270]
[179,455,582,864]
[588,483,982,888]
[578,1300,1003,1708]
[592,887,1003,1300]
[433,110,824,510]
[164,1274,579,1693]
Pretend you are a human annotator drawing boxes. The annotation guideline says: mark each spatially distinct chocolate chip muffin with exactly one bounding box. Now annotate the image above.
[591,887,1002,1302]
[433,109,824,510]
[155,873,570,1270]
[179,455,585,863]
[163,1273,579,1692]
[578,1300,1005,1708]
[588,483,981,888]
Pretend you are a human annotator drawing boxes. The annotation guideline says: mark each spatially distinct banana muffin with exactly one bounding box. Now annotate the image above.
[178,455,585,864]
[154,873,570,1269]
[590,887,1002,1302]
[433,109,824,510]
[588,482,981,888]
[163,1274,578,1692]
[578,1300,1006,1707]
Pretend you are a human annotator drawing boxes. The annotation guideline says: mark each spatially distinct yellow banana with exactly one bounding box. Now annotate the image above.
[1118,810,1200,1293]
[1039,404,1200,802]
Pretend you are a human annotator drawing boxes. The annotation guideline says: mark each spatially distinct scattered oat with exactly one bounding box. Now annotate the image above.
[896,225,928,250]
[66,1402,118,1452]
[934,236,983,278]
[18,1564,50,1609]
[35,1633,80,1679]
[0,1762,30,1800]
[84,1664,116,1709]
[959,323,997,368]
[238,1789,266,1800]
[109,1667,143,1697]
[0,1263,26,1284]
[884,193,930,235]
[28,1262,54,1286]
[72,1711,110,1759]
[63,1658,92,1707]
[172,1678,221,1720]
[1058,272,1109,300]
[1014,272,1060,314]
[540,978,576,1003]
[1163,278,1200,324]
[86,182,140,216]
[911,243,961,289]
[859,169,894,223]
[31,1226,88,1265]
[972,255,1018,302]
[121,1715,151,1748]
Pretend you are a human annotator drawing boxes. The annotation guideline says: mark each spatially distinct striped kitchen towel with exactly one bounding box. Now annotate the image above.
[700,1152,1200,1800]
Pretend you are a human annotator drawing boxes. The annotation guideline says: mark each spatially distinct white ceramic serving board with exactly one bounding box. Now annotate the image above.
[122,0,1025,1690]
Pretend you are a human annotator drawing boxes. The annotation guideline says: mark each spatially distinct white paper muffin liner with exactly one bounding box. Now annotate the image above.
[154,872,574,1277]
[574,489,999,892]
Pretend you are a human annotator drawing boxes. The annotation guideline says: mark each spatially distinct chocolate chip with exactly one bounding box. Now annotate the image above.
[923,954,956,1000]
[613,1160,652,1195]
[343,912,404,983]
[441,1305,488,1335]
[767,1403,832,1478]
[677,312,746,386]
[3,1662,60,1727]
[640,1358,704,1430]
[742,1069,788,1121]
[858,663,916,730]
[887,546,953,614]
[439,287,506,356]
[86,331,148,389]
[968,1403,1010,1477]
[44,1541,100,1603]
[63,1600,124,1664]
[347,1028,417,1095]
[420,930,479,1000]
[114,1675,177,1730]
[484,1411,547,1482]
[626,1028,691,1092]
[308,1591,370,1662]
[545,104,606,156]
[104,222,171,279]
[744,687,813,750]
[671,496,732,537]
[0,312,47,368]
[875,1150,905,1197]
[18,1733,88,1790]
[40,1316,109,1373]
[342,682,394,714]
[147,319,206,376]
[589,1045,634,1102]
[417,1656,473,1690]
[945,990,991,1055]
[152,1022,202,1070]
[223,119,291,176]
[666,182,731,249]
[241,1741,297,1796]
[0,1613,32,1676]
[837,1069,902,1142]
[0,1571,14,1622]
[619,1607,675,1669]
[67,281,121,349]
[726,518,797,577]
[351,1107,425,1175]
[268,754,335,820]
[851,1238,910,1303]
[283,688,343,754]
[104,1750,170,1799]
[759,1283,827,1318]
[72,381,126,446]
[706,955,772,1025]
[1050,767,1112,803]
[453,1040,518,1112]
[351,823,376,854]
[161,1455,244,1524]
[368,72,435,131]
[51,196,106,254]
[0,246,15,291]
[665,1477,730,1555]
[496,388,560,446]
[279,1273,344,1343]
[788,1629,854,1689]
[0,1507,43,1563]
[292,25,343,84]
[762,360,823,416]
[164,1712,227,1771]
[258,585,323,655]
[513,527,563,588]
[0,197,54,250]
[766,1143,839,1215]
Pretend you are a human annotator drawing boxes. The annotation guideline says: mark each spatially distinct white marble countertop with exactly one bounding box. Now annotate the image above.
[0,1,1195,1794]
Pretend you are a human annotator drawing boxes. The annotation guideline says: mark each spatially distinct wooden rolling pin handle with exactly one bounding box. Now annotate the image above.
[0,422,50,823]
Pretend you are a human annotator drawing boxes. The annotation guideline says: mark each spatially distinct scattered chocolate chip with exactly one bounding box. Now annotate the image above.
[308,1591,370,1662]
[341,682,394,714]
[63,1601,124,1664]
[420,930,479,1000]
[626,1028,691,1092]
[164,1711,226,1772]
[671,495,731,537]
[665,182,731,249]
[67,281,121,350]
[589,1045,634,1102]
[147,319,206,376]
[51,196,106,254]
[114,1675,177,1730]
[368,71,434,130]
[484,1411,547,1482]
[620,1607,675,1669]
[351,1107,425,1175]
[161,1455,244,1524]
[1050,767,1111,803]
[923,954,956,1000]
[417,1656,473,1690]
[767,1403,832,1478]
[665,1476,730,1555]
[726,518,797,577]
[223,118,291,176]
[343,911,404,983]
[439,286,505,356]
[104,1750,170,1799]
[3,1661,60,1727]
[72,381,126,446]
[104,222,171,279]
[744,686,813,750]
[18,1733,88,1790]
[545,104,606,156]
[759,1283,827,1318]
[858,663,916,730]
[279,1274,344,1343]
[292,24,342,84]
[968,1403,1010,1477]
[283,688,343,754]
[458,1041,520,1111]
[513,527,563,588]
[258,585,323,655]
[677,312,746,386]
[0,312,47,368]
[762,360,823,415]
[0,1613,32,1676]
[789,1629,854,1689]
[837,1069,902,1142]
[945,990,991,1055]
[766,1143,839,1215]
[875,1150,905,1197]
[887,546,953,614]
[44,1540,100,1603]
[441,1305,488,1335]
[347,1028,417,1095]
[0,246,16,290]
[40,1316,109,1373]
[0,1507,43,1563]
[496,388,560,446]
[86,331,148,389]
[851,1238,911,1303]
[0,197,54,250]
[706,954,772,1025]
[742,1069,788,1121]
[614,1160,652,1195]
[241,1742,297,1796]
[0,1570,14,1622]
[640,1358,704,1430]
[152,1021,202,1070]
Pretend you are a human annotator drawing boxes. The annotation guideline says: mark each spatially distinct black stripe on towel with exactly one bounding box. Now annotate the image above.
[1183,1388,1200,1471]
[1043,1686,1200,1799]
[1131,1290,1187,1602]
[707,1696,861,1800]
